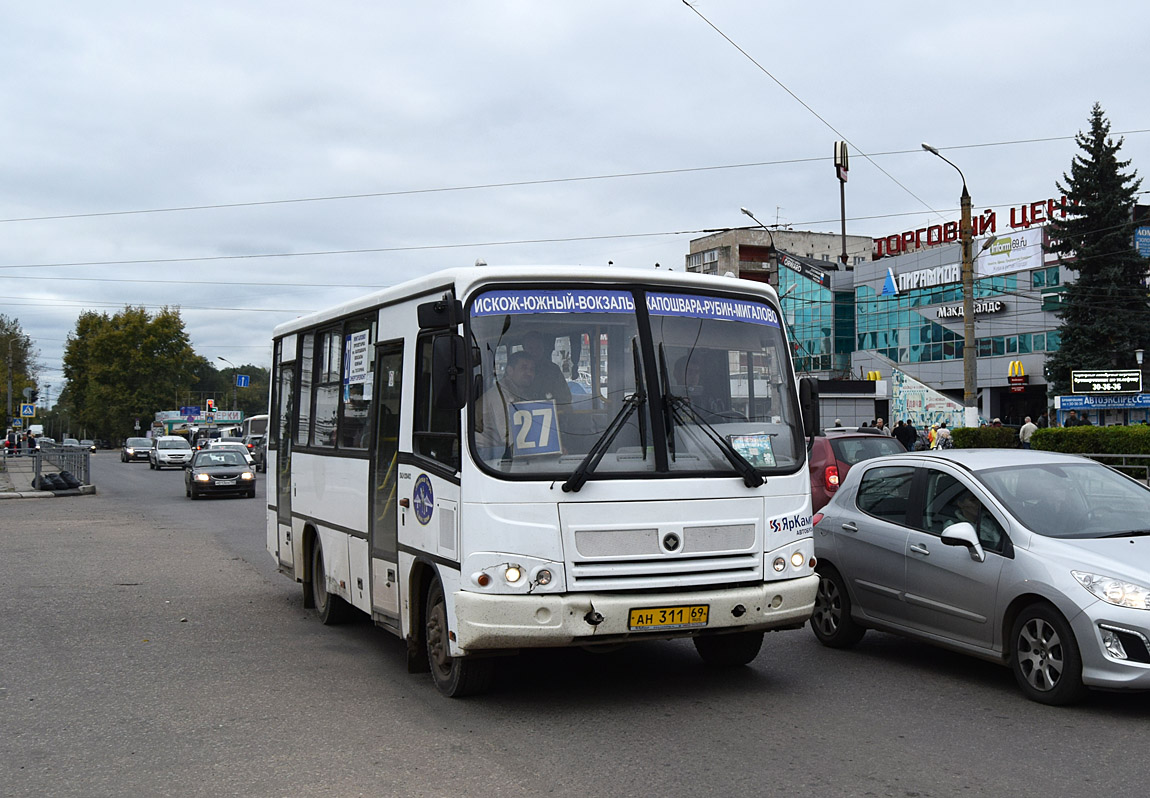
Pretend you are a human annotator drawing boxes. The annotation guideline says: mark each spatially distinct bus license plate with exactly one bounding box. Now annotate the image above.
[628,604,709,631]
[215,479,236,486]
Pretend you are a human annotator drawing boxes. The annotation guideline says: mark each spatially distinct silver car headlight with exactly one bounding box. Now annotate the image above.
[1072,571,1150,610]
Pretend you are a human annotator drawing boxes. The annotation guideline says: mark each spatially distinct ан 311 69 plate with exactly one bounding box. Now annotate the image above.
[628,604,709,631]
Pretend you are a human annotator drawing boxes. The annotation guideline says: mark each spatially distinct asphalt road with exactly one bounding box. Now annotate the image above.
[3,453,1149,797]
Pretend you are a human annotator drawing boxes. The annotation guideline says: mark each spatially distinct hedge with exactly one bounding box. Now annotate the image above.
[951,426,1018,449]
[1030,424,1150,455]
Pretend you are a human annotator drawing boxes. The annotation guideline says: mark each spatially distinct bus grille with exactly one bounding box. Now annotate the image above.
[568,552,760,591]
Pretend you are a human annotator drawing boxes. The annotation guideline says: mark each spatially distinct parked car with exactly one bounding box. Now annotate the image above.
[62,438,82,449]
[184,448,256,499]
[149,436,193,469]
[121,436,152,463]
[811,449,1150,705]
[206,439,254,466]
[807,431,905,511]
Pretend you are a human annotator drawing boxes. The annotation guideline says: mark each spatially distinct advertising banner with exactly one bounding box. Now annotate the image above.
[975,227,1044,277]
[891,369,966,430]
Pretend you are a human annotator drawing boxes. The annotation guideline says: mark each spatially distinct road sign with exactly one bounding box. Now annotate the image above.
[236,374,250,388]
[20,403,35,418]
[12,418,22,428]
[22,386,34,399]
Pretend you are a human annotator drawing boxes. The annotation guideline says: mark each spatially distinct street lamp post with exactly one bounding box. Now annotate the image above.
[739,207,778,285]
[922,143,978,428]
[217,356,237,411]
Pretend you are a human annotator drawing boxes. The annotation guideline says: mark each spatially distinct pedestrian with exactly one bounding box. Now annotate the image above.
[874,418,892,436]
[895,418,917,450]
[932,421,953,449]
[928,423,938,449]
[991,417,1003,428]
[1036,411,1049,429]
[1019,416,1038,449]
[1065,410,1081,427]
[833,418,843,428]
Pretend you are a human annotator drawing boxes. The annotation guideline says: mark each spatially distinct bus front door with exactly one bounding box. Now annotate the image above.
[370,343,404,623]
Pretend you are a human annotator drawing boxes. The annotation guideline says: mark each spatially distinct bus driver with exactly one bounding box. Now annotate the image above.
[476,351,537,453]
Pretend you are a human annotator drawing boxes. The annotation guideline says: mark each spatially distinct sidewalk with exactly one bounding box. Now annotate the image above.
[0,454,95,499]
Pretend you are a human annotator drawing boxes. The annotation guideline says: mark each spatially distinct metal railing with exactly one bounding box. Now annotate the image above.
[1079,453,1150,482]
[33,446,92,486]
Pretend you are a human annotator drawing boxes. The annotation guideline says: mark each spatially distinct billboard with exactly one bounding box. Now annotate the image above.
[975,227,1044,278]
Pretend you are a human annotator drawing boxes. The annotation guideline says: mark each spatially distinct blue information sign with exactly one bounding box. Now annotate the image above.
[236,375,250,388]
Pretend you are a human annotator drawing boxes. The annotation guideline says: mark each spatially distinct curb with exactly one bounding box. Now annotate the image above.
[0,484,96,499]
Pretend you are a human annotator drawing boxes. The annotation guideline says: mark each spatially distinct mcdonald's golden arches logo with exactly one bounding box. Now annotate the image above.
[1008,360,1025,377]
[866,371,881,381]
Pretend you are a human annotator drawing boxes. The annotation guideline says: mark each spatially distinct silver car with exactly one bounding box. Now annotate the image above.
[811,449,1150,705]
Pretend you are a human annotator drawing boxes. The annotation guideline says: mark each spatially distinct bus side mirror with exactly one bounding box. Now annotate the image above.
[799,377,820,439]
[418,299,464,330]
[432,334,468,409]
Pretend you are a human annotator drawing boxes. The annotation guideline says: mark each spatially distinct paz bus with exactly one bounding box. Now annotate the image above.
[267,265,821,696]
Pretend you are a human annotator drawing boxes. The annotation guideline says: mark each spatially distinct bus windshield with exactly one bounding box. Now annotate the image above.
[467,286,803,479]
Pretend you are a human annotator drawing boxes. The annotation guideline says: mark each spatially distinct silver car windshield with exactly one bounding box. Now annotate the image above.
[467,286,802,479]
[978,462,1150,538]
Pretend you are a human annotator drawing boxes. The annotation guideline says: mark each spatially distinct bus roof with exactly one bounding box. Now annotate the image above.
[271,265,778,340]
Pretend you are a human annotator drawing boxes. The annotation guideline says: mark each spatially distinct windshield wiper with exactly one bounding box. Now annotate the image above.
[561,391,646,493]
[665,393,764,488]
[1100,529,1150,538]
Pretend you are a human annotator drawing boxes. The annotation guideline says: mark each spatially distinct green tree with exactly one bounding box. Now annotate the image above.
[61,306,199,441]
[1,314,39,421]
[1045,104,1150,394]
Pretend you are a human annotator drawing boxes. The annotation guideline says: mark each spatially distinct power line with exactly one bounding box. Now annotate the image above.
[2,133,1147,227]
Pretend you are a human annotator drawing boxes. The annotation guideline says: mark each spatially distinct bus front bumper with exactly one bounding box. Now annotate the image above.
[451,574,818,653]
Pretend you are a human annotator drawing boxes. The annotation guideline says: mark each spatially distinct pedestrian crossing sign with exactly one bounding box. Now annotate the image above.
[20,403,35,418]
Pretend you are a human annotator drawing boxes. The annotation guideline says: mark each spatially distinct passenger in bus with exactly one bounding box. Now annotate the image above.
[521,331,571,404]
[476,351,537,451]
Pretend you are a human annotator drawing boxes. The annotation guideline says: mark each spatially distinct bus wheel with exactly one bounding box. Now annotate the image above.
[693,631,764,666]
[425,578,494,697]
[311,539,349,625]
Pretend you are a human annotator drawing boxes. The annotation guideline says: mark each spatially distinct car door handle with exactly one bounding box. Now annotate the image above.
[910,543,930,556]
[840,522,858,533]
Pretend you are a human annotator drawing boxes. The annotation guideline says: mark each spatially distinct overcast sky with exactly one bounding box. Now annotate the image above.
[3,2,1148,403]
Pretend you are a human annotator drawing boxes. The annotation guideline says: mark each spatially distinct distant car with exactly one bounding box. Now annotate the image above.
[192,429,223,450]
[206,440,254,466]
[121,436,152,462]
[185,449,256,499]
[79,439,97,453]
[244,434,267,472]
[150,436,193,469]
[807,431,906,511]
[811,449,1150,705]
[62,438,81,448]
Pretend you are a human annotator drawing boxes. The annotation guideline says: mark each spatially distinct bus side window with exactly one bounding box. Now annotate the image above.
[413,333,461,470]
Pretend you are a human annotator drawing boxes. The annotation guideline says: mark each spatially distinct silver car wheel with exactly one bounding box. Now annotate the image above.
[1015,617,1066,692]
[813,577,844,637]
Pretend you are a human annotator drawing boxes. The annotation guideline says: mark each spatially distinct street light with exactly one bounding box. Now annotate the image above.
[739,207,779,288]
[922,142,978,428]
[217,356,237,411]
[740,207,776,250]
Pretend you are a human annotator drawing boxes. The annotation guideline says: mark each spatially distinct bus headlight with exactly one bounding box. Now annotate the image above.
[773,557,786,572]
[791,552,805,568]
[534,568,553,586]
[504,565,523,584]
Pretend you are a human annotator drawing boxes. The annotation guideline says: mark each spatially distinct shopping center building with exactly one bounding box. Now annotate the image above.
[685,207,1113,426]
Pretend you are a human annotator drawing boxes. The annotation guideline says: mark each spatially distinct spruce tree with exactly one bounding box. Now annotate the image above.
[1045,103,1150,395]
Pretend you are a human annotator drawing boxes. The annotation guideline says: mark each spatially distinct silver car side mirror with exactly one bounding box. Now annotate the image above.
[941,521,986,563]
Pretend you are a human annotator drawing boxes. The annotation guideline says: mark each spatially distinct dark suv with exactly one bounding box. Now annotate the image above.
[808,430,906,511]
